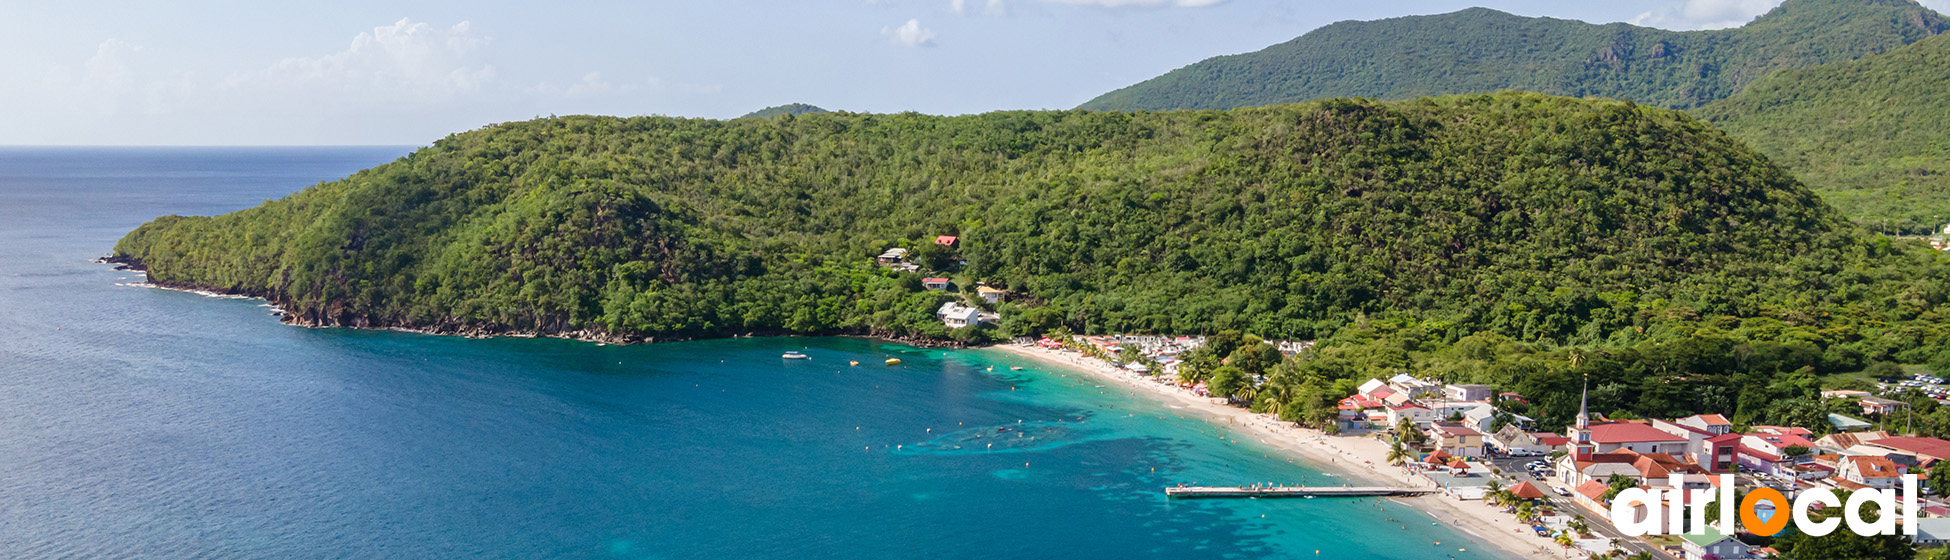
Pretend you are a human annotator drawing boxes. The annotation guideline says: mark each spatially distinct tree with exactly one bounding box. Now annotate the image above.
[1600,474,1637,502]
[1209,366,1247,402]
[1931,461,1950,496]
[1386,439,1411,465]
[1866,361,1905,380]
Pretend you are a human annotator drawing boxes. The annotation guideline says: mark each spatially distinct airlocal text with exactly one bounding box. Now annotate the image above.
[1610,474,1917,537]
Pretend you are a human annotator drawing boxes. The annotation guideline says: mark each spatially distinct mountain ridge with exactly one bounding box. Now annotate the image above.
[1079,0,1947,111]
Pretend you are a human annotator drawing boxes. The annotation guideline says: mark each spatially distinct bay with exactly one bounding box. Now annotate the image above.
[0,147,1499,559]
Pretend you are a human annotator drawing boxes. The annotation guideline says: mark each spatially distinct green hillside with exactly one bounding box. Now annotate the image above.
[739,103,829,119]
[112,93,1950,427]
[1079,0,1946,112]
[1698,33,1950,234]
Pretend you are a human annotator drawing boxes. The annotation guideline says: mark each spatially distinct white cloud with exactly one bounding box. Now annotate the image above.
[952,0,1008,16]
[1631,0,1780,30]
[1039,0,1226,7]
[882,19,938,47]
[238,18,496,103]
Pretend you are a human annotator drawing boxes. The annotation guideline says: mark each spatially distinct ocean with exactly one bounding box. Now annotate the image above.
[0,147,1501,559]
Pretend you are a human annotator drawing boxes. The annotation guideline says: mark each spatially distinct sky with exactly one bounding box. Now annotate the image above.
[2,0,1943,145]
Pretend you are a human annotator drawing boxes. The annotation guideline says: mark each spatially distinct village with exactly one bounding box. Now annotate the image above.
[887,238,1950,558]
[1001,329,1950,560]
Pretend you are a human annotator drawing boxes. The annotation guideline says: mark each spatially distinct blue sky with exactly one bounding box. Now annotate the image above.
[3,0,1936,145]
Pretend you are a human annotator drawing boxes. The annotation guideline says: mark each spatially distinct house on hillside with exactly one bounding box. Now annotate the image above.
[976,285,1006,304]
[877,248,909,265]
[934,235,958,248]
[923,277,950,291]
[1860,396,1911,417]
[1444,384,1493,402]
[936,302,982,329]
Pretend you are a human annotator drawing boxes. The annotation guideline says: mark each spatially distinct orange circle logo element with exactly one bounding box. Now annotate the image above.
[1740,488,1790,536]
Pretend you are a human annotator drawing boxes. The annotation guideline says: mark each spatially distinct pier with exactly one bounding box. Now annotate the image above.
[1164,486,1436,499]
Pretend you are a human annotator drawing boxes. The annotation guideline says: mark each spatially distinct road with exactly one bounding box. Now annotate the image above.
[1484,454,1675,559]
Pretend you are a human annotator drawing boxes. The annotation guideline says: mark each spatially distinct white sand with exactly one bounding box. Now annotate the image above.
[991,343,1598,559]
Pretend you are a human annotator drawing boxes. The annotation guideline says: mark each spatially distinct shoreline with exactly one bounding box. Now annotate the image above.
[989,343,1568,559]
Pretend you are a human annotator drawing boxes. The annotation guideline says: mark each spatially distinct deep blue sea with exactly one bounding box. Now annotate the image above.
[0,147,1502,559]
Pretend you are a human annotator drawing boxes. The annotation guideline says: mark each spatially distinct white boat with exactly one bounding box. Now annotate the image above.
[782,351,809,359]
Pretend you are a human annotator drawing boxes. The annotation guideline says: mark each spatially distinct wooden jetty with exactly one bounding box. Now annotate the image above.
[1164,486,1437,499]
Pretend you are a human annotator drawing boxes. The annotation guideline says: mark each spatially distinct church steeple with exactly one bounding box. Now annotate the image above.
[1569,375,1594,461]
[1576,377,1589,430]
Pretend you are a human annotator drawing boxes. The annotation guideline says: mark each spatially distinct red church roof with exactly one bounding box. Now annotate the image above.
[1589,422,1687,444]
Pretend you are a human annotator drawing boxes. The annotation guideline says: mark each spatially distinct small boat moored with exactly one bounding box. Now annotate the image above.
[885,358,902,365]
[849,360,860,366]
[783,351,809,359]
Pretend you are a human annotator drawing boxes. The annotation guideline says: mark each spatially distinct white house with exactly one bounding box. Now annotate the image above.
[976,286,1007,304]
[1836,456,1910,490]
[1444,384,1493,402]
[1385,402,1436,428]
[936,302,982,329]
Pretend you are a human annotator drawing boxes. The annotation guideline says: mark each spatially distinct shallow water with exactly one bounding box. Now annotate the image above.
[0,147,1502,559]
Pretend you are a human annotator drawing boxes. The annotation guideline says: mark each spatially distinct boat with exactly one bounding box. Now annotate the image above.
[1010,366,1023,371]
[885,358,902,365]
[783,351,809,359]
[849,360,860,366]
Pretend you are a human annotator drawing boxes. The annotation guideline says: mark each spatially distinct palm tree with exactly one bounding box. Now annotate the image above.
[1484,479,1503,495]
[1567,516,1590,537]
[1385,439,1410,465]
[1234,383,1259,405]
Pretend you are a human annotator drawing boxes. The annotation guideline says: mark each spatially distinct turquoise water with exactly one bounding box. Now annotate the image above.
[0,147,1502,558]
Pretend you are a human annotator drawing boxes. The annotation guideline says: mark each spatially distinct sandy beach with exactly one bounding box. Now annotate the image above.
[991,342,1596,559]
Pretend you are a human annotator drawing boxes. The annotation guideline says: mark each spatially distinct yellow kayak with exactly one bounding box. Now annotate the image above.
[885,358,902,365]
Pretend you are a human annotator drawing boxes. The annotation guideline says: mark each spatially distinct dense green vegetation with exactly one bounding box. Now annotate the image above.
[115,92,1950,434]
[1080,0,1946,112]
[738,103,829,119]
[1698,33,1950,234]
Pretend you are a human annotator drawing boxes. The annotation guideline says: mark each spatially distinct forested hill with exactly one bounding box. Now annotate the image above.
[115,93,1946,359]
[739,103,829,119]
[1078,0,1947,112]
[1697,32,1950,234]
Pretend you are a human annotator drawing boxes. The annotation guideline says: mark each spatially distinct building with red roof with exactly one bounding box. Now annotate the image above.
[1586,422,1689,455]
[1735,428,1822,479]
[1836,456,1912,490]
[1572,480,1612,514]
[1507,481,1546,500]
[934,235,958,247]
[1863,436,1950,466]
